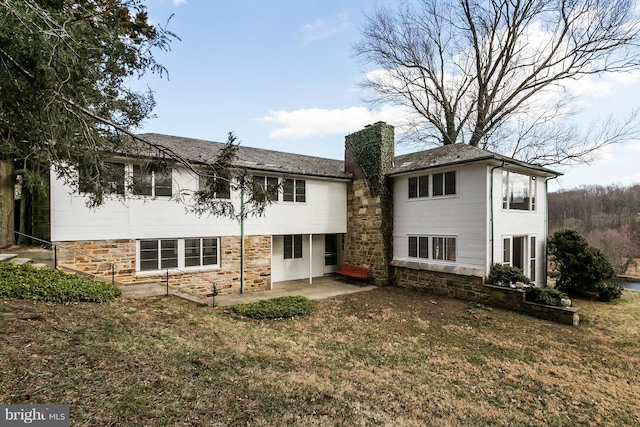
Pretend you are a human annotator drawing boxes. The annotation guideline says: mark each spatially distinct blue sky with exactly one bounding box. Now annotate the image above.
[136,0,640,192]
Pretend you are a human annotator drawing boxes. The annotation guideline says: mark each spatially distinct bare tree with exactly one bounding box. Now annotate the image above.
[354,0,640,166]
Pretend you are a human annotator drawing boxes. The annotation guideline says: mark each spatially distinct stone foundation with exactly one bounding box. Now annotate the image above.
[53,235,272,296]
[391,260,579,326]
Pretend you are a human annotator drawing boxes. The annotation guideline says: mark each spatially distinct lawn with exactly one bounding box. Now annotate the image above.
[1,287,639,426]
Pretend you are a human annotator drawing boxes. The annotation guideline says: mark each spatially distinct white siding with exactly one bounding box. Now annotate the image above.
[490,169,550,285]
[50,166,348,242]
[271,234,329,282]
[393,164,488,270]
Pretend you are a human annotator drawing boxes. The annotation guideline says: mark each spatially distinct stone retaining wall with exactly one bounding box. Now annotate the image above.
[392,261,579,325]
[54,235,272,296]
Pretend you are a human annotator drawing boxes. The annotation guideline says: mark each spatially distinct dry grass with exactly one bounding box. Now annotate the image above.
[1,287,639,426]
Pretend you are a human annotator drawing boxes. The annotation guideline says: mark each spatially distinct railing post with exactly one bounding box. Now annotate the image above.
[111,263,115,286]
[166,269,169,296]
[212,282,218,307]
[54,245,58,269]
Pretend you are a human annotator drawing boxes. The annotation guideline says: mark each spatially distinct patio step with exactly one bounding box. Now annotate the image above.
[10,257,33,265]
[0,254,17,262]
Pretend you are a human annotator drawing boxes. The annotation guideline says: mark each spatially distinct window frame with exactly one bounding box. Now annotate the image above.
[407,235,457,262]
[502,234,537,282]
[283,178,306,203]
[502,170,536,211]
[408,170,456,199]
[137,237,221,273]
[283,234,303,259]
[198,174,231,199]
[132,165,173,198]
[78,161,126,195]
[253,175,280,201]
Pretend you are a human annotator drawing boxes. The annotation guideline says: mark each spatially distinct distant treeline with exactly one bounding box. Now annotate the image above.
[548,184,640,273]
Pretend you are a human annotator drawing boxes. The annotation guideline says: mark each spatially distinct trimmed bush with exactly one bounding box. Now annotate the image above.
[0,263,121,303]
[595,281,623,302]
[227,296,312,319]
[487,264,530,287]
[548,229,621,301]
[526,286,568,307]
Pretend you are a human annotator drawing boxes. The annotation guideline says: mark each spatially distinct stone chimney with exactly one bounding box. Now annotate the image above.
[344,122,394,286]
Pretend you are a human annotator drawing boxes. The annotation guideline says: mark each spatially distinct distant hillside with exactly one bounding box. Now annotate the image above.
[548,184,640,273]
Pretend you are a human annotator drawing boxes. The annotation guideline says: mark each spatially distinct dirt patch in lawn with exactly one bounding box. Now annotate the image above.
[1,287,639,426]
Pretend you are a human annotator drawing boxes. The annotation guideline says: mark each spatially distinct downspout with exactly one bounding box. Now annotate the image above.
[240,185,245,294]
[489,160,505,268]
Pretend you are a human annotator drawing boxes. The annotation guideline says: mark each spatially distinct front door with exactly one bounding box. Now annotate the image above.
[503,235,528,276]
[324,234,338,274]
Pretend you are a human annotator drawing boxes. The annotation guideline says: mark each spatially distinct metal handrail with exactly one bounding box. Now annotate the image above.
[0,227,116,285]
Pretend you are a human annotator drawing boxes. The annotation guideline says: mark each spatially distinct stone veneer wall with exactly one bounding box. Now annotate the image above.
[345,179,390,285]
[54,235,272,296]
[344,122,394,286]
[392,262,579,326]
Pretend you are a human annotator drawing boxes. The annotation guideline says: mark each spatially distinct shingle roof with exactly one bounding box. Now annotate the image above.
[137,133,350,180]
[135,133,560,180]
[392,143,560,176]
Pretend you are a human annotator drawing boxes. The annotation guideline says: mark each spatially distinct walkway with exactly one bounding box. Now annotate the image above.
[120,275,377,306]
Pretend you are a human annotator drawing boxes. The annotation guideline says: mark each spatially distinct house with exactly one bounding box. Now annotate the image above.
[48,122,560,298]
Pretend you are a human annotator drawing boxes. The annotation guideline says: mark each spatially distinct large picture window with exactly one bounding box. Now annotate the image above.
[502,171,536,211]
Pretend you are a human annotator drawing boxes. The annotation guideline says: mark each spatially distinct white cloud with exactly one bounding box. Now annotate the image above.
[172,0,187,6]
[261,105,409,140]
[564,71,640,98]
[299,13,349,44]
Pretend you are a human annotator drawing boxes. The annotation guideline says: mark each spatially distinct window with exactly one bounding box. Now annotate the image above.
[198,174,231,199]
[78,162,125,195]
[139,239,178,271]
[284,234,303,259]
[408,176,429,198]
[133,165,172,197]
[253,175,279,201]
[433,171,456,196]
[408,235,455,261]
[503,235,536,280]
[433,237,456,261]
[408,171,455,198]
[138,238,220,272]
[408,236,429,258]
[283,179,306,202]
[185,238,218,267]
[530,236,536,282]
[502,171,536,210]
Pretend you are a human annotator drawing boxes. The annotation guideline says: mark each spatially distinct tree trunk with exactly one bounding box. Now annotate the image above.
[0,160,15,247]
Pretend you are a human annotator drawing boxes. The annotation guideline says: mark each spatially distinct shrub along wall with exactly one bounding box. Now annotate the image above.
[391,262,579,326]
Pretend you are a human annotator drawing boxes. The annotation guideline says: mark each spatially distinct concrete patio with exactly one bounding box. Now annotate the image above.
[120,275,377,307]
